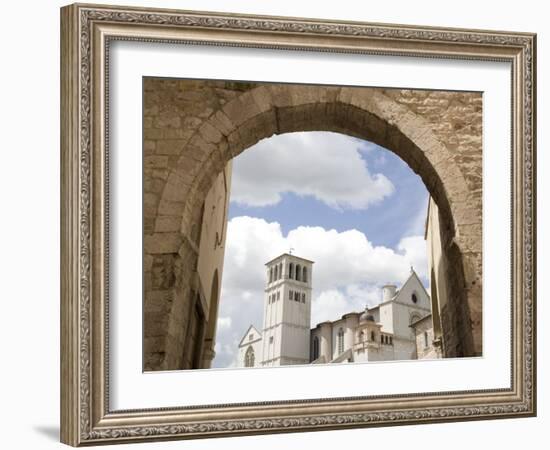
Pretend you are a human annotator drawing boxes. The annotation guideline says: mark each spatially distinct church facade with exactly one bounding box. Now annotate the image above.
[237,253,441,368]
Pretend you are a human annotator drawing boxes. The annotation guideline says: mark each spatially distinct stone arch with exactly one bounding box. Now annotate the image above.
[159,85,475,241]
[146,82,481,369]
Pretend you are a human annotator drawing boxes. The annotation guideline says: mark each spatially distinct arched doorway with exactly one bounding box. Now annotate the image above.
[143,79,482,370]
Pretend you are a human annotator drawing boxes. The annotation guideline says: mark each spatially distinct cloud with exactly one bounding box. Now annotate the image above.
[212,216,428,368]
[217,317,232,330]
[397,235,428,281]
[230,132,394,210]
[404,197,430,237]
[311,284,387,326]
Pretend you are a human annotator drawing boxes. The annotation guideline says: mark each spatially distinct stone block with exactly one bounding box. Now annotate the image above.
[155,215,181,233]
[157,139,186,155]
[144,337,166,354]
[155,111,181,129]
[158,199,185,216]
[198,121,225,145]
[144,155,168,169]
[209,110,236,137]
[222,95,262,128]
[161,175,192,203]
[144,232,182,254]
[250,85,274,113]
[144,290,172,313]
[143,192,159,209]
[143,311,169,337]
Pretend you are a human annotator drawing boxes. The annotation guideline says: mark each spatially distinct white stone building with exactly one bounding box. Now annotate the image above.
[237,252,440,367]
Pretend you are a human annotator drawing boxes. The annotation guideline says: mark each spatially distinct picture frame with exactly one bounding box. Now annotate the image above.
[60,2,536,446]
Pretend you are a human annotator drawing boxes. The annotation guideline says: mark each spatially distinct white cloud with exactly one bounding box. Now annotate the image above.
[212,216,428,368]
[217,316,232,330]
[312,290,349,326]
[397,235,428,281]
[404,196,430,236]
[311,289,368,326]
[230,132,394,210]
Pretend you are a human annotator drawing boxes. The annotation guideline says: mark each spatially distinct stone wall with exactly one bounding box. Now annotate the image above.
[413,316,442,360]
[386,91,483,356]
[144,78,235,369]
[143,78,482,370]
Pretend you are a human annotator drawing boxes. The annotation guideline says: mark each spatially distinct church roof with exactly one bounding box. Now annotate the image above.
[311,311,362,329]
[396,268,430,301]
[238,324,262,347]
[265,252,315,266]
[310,269,430,329]
[409,313,432,327]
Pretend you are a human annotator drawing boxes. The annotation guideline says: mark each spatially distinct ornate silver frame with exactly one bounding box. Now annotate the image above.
[60,3,536,446]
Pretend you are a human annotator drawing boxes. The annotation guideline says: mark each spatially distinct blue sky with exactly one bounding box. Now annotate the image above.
[228,139,428,249]
[213,131,429,368]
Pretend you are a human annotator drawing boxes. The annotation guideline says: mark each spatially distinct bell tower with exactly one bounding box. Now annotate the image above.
[261,252,314,366]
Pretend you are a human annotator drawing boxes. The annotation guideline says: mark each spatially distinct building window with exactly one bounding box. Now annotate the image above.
[371,331,375,342]
[289,290,293,300]
[389,336,393,345]
[312,336,319,360]
[269,268,273,283]
[249,334,253,341]
[424,331,429,348]
[295,264,301,281]
[289,263,294,279]
[269,336,274,344]
[245,346,255,367]
[279,263,283,280]
[277,291,280,301]
[301,292,306,303]
[274,265,278,281]
[337,328,344,354]
[294,291,300,301]
[412,293,418,304]
[302,266,307,283]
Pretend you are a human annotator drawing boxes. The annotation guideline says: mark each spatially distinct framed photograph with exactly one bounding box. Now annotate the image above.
[60,3,536,446]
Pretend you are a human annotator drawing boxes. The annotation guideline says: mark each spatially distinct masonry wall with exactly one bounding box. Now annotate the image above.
[143,96,232,370]
[383,90,482,357]
[143,78,482,370]
[414,318,441,360]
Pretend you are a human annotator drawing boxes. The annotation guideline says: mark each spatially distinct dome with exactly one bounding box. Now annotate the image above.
[359,311,375,322]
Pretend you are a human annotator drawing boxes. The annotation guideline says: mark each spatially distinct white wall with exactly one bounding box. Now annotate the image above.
[237,329,263,367]
[0,1,546,449]
[392,278,431,339]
